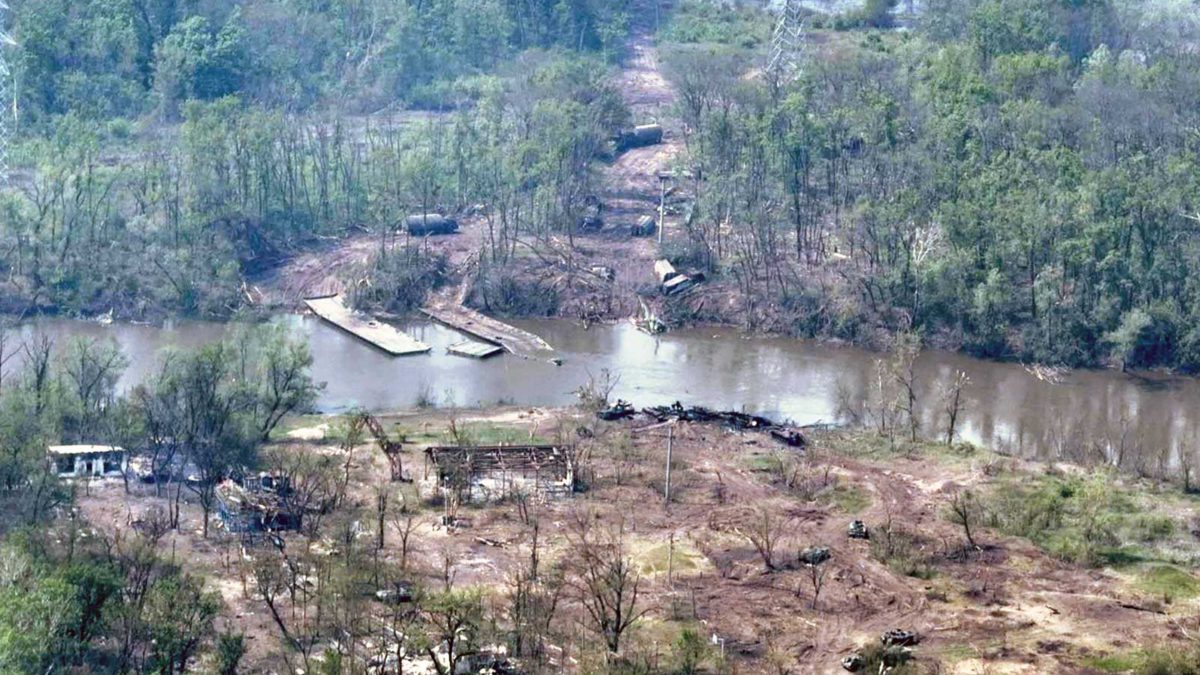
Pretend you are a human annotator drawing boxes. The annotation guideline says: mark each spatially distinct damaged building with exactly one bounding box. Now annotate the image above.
[49,445,127,479]
[216,475,301,534]
[423,444,576,503]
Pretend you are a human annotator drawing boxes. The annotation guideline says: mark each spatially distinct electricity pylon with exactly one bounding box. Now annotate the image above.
[767,0,806,79]
[0,1,15,187]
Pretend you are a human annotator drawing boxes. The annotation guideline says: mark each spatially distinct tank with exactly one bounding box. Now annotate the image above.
[405,214,459,236]
[616,124,664,151]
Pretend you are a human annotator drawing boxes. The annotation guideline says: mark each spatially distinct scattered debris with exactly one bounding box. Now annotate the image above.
[634,298,667,335]
[848,520,870,540]
[1024,363,1066,384]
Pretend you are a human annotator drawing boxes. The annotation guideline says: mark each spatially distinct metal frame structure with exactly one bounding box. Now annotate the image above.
[0,2,14,186]
[767,0,807,79]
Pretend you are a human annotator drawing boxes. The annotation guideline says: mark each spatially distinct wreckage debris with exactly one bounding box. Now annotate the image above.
[881,630,920,647]
[769,429,806,447]
[841,653,865,672]
[654,259,700,296]
[848,520,870,540]
[798,546,832,566]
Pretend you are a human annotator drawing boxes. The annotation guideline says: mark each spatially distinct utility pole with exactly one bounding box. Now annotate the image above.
[663,422,674,504]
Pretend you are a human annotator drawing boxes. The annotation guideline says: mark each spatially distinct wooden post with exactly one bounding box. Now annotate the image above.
[667,532,675,585]
[664,423,674,504]
[657,177,666,246]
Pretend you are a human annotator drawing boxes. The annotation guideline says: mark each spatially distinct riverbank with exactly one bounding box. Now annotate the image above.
[73,404,1200,673]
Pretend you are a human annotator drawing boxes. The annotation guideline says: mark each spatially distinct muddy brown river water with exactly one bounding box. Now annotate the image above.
[24,316,1200,472]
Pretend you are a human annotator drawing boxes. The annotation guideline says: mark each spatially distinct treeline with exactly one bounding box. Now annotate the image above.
[0,53,626,319]
[660,0,1200,370]
[12,0,630,126]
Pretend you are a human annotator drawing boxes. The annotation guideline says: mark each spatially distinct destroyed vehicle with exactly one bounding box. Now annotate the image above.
[718,410,775,430]
[405,213,459,236]
[841,653,865,672]
[798,546,832,566]
[630,215,657,237]
[597,400,636,421]
[848,520,870,540]
[615,123,664,151]
[590,265,616,282]
[372,581,416,605]
[770,428,807,447]
[579,214,604,231]
[881,630,920,647]
[654,259,699,296]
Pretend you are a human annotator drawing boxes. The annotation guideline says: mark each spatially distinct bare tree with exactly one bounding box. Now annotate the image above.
[507,523,563,662]
[891,331,922,443]
[941,370,970,445]
[569,514,646,655]
[390,497,421,571]
[947,489,981,551]
[736,506,786,572]
[806,559,828,611]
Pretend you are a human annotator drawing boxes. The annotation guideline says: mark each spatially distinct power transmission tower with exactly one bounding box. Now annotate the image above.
[0,1,15,187]
[767,0,807,79]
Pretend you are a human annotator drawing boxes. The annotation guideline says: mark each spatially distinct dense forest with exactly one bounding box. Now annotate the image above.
[659,0,1200,370]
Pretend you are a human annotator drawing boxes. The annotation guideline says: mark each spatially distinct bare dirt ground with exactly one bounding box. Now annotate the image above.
[75,408,1200,673]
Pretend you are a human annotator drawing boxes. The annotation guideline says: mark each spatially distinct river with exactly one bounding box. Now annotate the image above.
[22,315,1200,473]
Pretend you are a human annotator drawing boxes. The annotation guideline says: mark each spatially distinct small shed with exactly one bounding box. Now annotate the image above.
[48,445,127,479]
